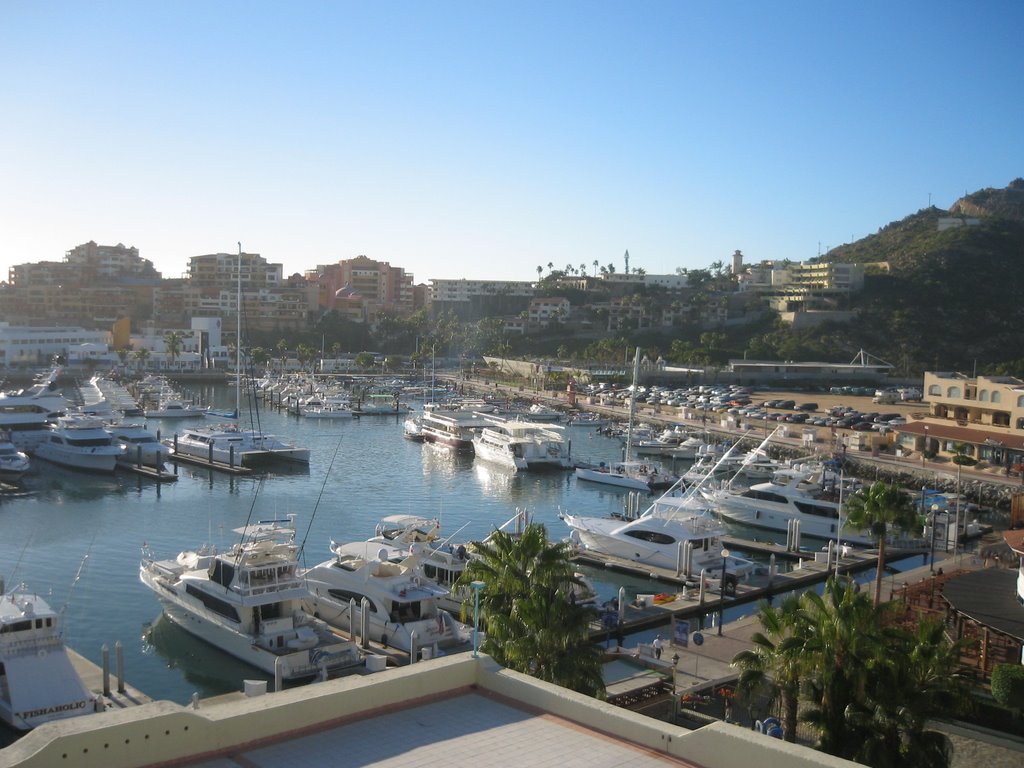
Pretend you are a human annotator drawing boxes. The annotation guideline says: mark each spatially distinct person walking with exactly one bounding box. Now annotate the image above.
[653,634,663,660]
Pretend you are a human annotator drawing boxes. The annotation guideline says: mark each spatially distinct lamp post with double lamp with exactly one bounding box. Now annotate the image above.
[718,549,729,636]
[470,581,486,658]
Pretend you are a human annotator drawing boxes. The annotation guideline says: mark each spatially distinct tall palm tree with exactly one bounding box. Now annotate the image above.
[132,347,150,373]
[456,523,604,697]
[845,481,919,605]
[797,579,893,759]
[592,259,598,276]
[732,593,806,741]
[163,331,183,368]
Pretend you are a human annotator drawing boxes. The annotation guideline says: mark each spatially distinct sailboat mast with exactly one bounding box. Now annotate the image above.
[236,242,242,418]
[624,347,640,460]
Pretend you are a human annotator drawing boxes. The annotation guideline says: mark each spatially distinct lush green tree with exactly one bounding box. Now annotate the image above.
[116,347,130,368]
[845,619,971,768]
[456,523,605,698]
[991,663,1024,715]
[132,346,150,372]
[732,593,806,741]
[163,331,183,367]
[844,481,919,605]
[354,351,376,369]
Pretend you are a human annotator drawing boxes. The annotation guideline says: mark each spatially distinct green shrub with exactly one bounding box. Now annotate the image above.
[991,664,1024,711]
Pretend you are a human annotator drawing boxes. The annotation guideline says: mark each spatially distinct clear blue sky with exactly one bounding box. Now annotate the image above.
[1,2,1020,284]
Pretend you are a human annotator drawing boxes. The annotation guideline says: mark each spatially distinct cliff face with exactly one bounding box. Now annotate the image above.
[948,178,1024,221]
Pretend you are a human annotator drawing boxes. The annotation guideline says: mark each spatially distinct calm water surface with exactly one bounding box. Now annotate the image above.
[1,386,668,705]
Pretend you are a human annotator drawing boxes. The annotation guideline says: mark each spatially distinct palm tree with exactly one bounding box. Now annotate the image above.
[846,619,971,768]
[845,481,919,605]
[456,523,605,697]
[132,347,150,373]
[592,259,598,276]
[732,593,806,741]
[536,265,543,281]
[116,347,130,370]
[163,331,183,369]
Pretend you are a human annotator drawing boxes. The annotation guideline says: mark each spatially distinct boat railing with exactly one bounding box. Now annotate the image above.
[0,634,63,654]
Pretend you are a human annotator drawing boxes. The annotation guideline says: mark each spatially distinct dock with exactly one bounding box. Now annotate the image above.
[117,463,178,482]
[67,647,152,711]
[580,540,926,639]
[166,452,253,475]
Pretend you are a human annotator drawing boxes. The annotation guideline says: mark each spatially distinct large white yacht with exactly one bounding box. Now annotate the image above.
[562,487,755,589]
[34,415,125,473]
[575,459,677,492]
[106,421,172,469]
[0,367,70,452]
[701,463,875,545]
[0,580,99,730]
[163,423,310,467]
[302,541,468,654]
[139,516,363,681]
[419,408,493,453]
[0,430,31,482]
[471,416,572,471]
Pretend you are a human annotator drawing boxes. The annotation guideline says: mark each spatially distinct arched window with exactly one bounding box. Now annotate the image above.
[928,384,941,396]
[992,391,1001,404]
[979,390,989,402]
[947,386,961,398]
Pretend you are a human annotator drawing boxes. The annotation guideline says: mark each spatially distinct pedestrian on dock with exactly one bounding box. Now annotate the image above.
[653,634,663,660]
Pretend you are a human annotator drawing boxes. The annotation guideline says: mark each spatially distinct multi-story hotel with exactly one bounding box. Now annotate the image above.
[306,255,415,324]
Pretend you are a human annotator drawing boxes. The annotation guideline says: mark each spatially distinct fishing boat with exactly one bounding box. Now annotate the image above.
[139,516,363,680]
[0,579,100,730]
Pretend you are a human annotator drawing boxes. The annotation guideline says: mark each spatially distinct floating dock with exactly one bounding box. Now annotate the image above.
[166,453,253,475]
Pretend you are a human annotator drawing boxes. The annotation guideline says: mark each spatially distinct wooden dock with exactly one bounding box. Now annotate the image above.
[580,541,925,639]
[166,452,253,475]
[118,463,178,482]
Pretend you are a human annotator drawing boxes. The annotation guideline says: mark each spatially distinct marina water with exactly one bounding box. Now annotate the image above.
[2,384,691,707]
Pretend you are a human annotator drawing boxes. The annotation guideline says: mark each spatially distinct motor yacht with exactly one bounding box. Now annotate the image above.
[163,423,310,467]
[471,416,572,471]
[106,421,172,469]
[0,580,100,730]
[0,430,31,482]
[0,367,70,452]
[34,415,125,473]
[418,407,493,452]
[701,463,883,546]
[302,541,468,654]
[139,516,363,680]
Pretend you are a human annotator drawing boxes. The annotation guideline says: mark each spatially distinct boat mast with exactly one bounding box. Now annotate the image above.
[624,346,640,462]
[236,242,242,418]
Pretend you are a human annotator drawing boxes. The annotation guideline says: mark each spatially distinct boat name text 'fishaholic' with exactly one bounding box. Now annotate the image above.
[18,699,90,719]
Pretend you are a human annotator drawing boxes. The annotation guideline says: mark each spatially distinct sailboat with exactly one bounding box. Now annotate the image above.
[575,348,677,491]
[164,244,310,467]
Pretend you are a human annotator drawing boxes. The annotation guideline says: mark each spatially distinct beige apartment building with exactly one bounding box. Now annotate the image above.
[898,371,1024,472]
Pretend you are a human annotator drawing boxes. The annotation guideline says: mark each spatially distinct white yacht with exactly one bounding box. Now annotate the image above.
[419,408,493,453]
[34,415,125,473]
[144,392,206,419]
[576,459,677,492]
[106,422,172,469]
[0,580,100,730]
[561,488,755,590]
[471,416,572,471]
[0,367,70,452]
[701,464,877,545]
[139,516,363,680]
[302,541,468,654]
[0,430,31,482]
[163,424,310,467]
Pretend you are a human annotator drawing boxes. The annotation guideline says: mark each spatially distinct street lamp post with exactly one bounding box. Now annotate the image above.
[470,581,486,658]
[922,426,929,467]
[718,549,729,636]
[929,503,939,573]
